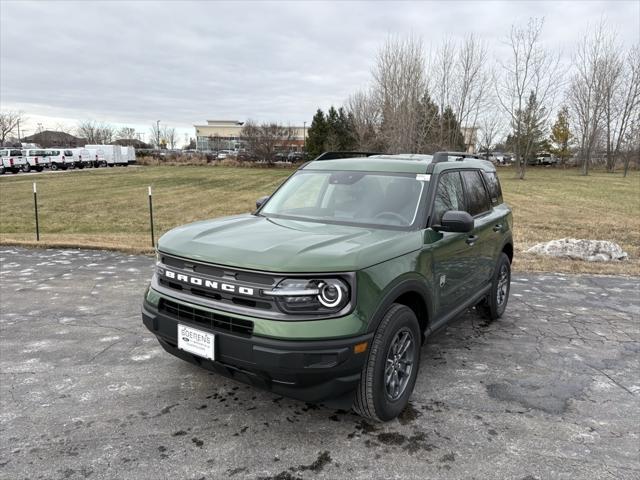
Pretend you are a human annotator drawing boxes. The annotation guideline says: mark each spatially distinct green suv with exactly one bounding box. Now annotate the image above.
[142,152,513,421]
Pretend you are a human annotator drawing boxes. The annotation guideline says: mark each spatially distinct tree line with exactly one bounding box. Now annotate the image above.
[307,18,639,178]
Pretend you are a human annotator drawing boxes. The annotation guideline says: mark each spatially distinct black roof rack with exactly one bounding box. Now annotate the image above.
[312,151,384,161]
[432,151,480,163]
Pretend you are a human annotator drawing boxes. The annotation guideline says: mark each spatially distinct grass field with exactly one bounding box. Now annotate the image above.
[1,165,638,275]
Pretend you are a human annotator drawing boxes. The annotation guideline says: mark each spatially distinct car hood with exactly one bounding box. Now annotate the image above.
[158,214,422,272]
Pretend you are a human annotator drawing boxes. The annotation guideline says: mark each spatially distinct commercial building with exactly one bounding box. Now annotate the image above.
[194,120,307,152]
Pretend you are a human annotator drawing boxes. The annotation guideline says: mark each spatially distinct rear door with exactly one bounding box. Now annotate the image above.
[460,170,496,286]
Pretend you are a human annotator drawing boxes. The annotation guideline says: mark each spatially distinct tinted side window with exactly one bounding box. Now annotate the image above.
[433,171,465,225]
[482,171,503,206]
[461,170,491,216]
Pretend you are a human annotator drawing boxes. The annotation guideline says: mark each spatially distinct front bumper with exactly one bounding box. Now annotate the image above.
[142,297,372,405]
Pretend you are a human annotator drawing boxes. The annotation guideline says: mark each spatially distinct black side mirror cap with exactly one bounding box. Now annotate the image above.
[256,195,269,210]
[436,210,474,233]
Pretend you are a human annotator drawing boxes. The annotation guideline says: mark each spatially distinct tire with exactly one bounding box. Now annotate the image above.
[78,164,84,169]
[11,168,19,174]
[353,303,421,422]
[51,163,58,171]
[0,166,5,175]
[35,167,43,172]
[22,163,31,173]
[478,252,511,321]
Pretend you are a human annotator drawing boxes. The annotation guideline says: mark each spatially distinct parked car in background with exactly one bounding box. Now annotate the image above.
[45,149,75,170]
[216,150,236,160]
[21,149,50,172]
[0,148,27,174]
[536,153,558,165]
[287,151,305,162]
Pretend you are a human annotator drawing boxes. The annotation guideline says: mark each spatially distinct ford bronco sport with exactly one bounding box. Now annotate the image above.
[142,152,513,421]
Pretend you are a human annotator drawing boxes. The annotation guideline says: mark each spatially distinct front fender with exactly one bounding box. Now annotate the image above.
[356,252,434,335]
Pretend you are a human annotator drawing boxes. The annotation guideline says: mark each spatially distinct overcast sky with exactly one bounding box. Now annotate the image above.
[1,0,638,144]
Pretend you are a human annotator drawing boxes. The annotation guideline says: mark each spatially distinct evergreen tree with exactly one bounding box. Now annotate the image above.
[336,107,356,150]
[305,109,328,159]
[549,105,572,166]
[416,92,440,153]
[441,106,465,150]
[325,106,340,150]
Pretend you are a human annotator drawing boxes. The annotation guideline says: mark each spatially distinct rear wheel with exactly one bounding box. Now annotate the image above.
[51,163,59,171]
[478,252,511,321]
[35,166,43,172]
[22,163,31,173]
[353,304,421,422]
[0,165,5,175]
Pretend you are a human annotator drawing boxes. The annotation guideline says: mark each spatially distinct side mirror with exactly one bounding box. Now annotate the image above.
[256,195,269,209]
[437,210,474,233]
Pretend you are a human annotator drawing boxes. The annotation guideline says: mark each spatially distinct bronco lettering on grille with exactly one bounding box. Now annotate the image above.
[163,269,254,296]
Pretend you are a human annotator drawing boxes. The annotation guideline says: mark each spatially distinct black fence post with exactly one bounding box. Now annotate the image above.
[148,186,155,248]
[33,182,40,241]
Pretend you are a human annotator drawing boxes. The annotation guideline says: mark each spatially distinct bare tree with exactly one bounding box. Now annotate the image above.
[346,89,381,150]
[608,45,640,172]
[496,17,562,179]
[116,126,137,140]
[241,121,295,163]
[77,120,115,144]
[149,122,162,148]
[163,126,178,149]
[478,114,503,158]
[0,110,24,146]
[452,35,492,140]
[371,35,427,153]
[568,22,613,175]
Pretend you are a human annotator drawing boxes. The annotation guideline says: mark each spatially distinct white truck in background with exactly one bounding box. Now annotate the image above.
[0,148,28,174]
[22,148,50,172]
[69,148,92,168]
[120,146,136,164]
[45,149,76,170]
[85,144,128,167]
[84,147,106,167]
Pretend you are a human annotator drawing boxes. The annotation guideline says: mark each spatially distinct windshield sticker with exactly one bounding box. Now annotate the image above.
[416,174,430,182]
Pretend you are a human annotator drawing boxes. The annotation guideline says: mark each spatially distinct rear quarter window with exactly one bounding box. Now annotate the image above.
[461,170,491,216]
[482,171,503,206]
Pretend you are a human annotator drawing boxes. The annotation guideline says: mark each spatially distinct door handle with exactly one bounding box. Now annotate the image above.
[493,224,503,232]
[466,235,478,245]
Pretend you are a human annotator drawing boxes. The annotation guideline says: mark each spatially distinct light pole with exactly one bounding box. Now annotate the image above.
[303,121,306,153]
[156,120,161,149]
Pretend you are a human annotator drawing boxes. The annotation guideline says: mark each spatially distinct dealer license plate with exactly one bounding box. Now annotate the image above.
[177,324,215,360]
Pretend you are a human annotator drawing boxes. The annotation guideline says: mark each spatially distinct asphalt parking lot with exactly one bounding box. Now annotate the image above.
[0,247,638,480]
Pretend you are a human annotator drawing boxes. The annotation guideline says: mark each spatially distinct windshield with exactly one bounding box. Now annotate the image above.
[261,170,426,228]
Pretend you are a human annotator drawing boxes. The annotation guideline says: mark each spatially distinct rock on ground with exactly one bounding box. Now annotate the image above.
[527,238,629,262]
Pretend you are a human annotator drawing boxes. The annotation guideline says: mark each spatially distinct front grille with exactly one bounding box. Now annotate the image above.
[159,299,254,337]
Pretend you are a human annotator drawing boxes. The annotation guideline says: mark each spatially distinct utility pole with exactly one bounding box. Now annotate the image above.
[156,120,161,149]
[303,121,306,153]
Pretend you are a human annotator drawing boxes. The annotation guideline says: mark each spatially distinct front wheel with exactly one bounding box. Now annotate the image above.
[35,166,43,172]
[22,163,31,173]
[353,304,421,422]
[0,165,5,175]
[478,252,511,321]
[51,163,59,171]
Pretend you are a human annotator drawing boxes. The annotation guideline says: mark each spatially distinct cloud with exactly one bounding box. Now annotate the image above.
[1,0,638,135]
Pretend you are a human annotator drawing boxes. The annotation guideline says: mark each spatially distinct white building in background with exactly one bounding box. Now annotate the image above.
[194,120,307,152]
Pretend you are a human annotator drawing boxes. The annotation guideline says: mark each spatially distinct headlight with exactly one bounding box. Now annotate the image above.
[265,278,350,314]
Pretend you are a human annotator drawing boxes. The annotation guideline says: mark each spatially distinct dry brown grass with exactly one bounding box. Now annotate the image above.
[1,165,638,275]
